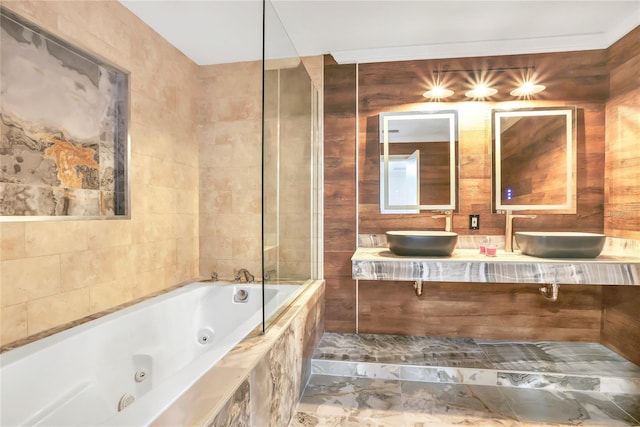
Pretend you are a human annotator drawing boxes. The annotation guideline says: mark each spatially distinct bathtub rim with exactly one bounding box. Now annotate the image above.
[0,278,308,355]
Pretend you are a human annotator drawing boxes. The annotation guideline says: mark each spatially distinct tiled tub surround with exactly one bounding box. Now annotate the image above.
[290,333,640,426]
[0,281,324,426]
[352,235,640,286]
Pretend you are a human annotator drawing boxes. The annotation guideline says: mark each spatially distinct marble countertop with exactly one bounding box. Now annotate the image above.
[352,248,640,285]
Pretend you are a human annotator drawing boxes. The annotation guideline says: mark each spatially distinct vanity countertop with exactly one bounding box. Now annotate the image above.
[351,247,640,285]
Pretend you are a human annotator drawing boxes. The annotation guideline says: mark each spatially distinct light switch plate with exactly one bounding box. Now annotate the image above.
[469,214,480,230]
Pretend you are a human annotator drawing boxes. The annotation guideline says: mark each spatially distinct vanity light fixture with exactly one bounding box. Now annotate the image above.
[510,81,546,97]
[423,85,454,99]
[465,84,497,98]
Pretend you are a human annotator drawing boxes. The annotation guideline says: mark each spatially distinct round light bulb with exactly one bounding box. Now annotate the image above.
[423,85,454,99]
[465,84,497,98]
[510,82,546,96]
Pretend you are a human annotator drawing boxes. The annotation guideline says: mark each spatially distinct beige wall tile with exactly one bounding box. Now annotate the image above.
[87,220,133,250]
[1,255,61,307]
[27,288,90,335]
[60,251,97,291]
[90,279,132,314]
[0,223,25,260]
[24,222,88,257]
[1,303,28,345]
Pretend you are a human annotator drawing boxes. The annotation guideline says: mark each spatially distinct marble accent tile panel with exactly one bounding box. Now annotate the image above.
[501,387,639,425]
[352,247,640,285]
[0,10,128,218]
[401,381,520,426]
[208,379,250,427]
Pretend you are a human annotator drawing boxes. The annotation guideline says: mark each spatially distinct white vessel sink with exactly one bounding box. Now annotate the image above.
[386,230,458,256]
[515,231,606,258]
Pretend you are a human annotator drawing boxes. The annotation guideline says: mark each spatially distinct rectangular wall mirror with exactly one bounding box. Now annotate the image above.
[493,106,576,212]
[379,110,458,213]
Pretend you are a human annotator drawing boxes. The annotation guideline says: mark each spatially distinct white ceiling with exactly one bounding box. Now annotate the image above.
[120,0,640,65]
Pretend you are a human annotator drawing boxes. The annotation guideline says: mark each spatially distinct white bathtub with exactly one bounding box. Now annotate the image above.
[0,282,301,426]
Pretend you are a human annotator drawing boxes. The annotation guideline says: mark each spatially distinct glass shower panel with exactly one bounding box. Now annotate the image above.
[263,0,318,331]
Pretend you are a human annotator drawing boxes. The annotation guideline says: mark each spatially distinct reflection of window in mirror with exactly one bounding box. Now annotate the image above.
[493,107,576,212]
[379,110,458,213]
[380,151,420,213]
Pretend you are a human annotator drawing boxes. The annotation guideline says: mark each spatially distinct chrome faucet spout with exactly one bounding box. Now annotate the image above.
[431,210,453,232]
[501,210,537,252]
[235,268,255,283]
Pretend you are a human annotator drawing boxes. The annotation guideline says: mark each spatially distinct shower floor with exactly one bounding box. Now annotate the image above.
[290,333,640,426]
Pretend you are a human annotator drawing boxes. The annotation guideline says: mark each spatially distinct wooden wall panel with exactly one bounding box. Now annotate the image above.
[358,281,603,342]
[323,28,638,345]
[324,56,357,332]
[358,52,607,236]
[601,26,640,364]
[605,25,640,239]
[601,286,640,366]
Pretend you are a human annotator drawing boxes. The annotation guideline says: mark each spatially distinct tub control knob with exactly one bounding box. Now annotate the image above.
[134,369,149,383]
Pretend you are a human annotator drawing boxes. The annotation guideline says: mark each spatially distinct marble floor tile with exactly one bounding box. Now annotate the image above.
[606,393,640,424]
[479,341,640,377]
[313,333,493,368]
[292,373,640,427]
[500,387,639,426]
[401,381,520,426]
[290,411,404,427]
[297,374,404,421]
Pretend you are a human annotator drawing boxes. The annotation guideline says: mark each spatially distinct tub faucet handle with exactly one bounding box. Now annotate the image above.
[210,272,218,282]
[235,268,254,283]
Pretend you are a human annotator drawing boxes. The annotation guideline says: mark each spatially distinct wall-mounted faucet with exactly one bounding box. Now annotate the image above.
[235,268,255,283]
[500,210,537,252]
[431,210,453,232]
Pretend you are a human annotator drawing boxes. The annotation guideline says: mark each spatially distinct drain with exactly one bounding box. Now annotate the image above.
[197,328,215,345]
[117,393,135,411]
[233,289,249,303]
[134,369,149,383]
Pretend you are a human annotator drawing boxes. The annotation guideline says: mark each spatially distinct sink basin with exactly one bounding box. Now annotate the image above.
[386,231,458,256]
[515,231,606,258]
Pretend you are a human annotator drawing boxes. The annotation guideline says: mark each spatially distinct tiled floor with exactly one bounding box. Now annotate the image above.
[289,333,640,426]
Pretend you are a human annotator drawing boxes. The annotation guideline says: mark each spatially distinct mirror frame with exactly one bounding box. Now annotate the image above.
[380,110,458,213]
[492,106,577,213]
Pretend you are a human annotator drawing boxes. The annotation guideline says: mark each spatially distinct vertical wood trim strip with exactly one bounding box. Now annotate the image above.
[355,64,360,333]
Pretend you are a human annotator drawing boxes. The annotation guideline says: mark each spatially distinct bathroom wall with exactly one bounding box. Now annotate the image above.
[601,25,640,365]
[197,58,320,283]
[604,25,640,239]
[197,61,263,281]
[1,1,199,345]
[323,28,640,340]
[324,58,357,332]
